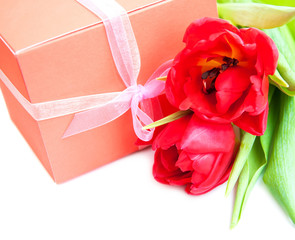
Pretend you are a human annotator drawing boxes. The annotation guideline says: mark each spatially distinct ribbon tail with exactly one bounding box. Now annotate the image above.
[63,94,132,138]
[131,96,155,142]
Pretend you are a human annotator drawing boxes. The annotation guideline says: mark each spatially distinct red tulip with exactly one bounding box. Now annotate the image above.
[152,114,236,195]
[165,17,278,136]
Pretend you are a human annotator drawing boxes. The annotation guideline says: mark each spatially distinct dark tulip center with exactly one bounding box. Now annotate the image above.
[201,57,239,94]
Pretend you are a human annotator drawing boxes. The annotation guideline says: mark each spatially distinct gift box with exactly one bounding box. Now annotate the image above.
[0,0,217,183]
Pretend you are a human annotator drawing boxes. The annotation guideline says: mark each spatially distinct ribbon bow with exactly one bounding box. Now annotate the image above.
[63,60,171,141]
[63,0,172,141]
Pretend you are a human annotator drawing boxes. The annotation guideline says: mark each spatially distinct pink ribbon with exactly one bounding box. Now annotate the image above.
[0,0,172,142]
[63,60,172,141]
[65,0,172,141]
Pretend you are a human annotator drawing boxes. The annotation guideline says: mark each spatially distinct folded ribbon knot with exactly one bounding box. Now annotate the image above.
[63,77,166,141]
[130,81,166,141]
[66,0,171,141]
[134,84,146,100]
[0,0,172,142]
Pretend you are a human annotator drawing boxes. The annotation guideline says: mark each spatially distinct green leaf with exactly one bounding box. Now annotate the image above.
[263,92,295,224]
[255,0,295,7]
[260,86,279,159]
[263,27,295,92]
[277,53,295,91]
[142,110,192,130]
[287,19,295,38]
[217,0,234,3]
[225,131,256,197]
[217,0,253,3]
[230,86,278,228]
[269,69,289,88]
[231,138,266,228]
[277,85,295,96]
[218,3,295,29]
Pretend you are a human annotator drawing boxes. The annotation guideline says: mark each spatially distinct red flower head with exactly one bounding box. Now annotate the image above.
[165,17,278,136]
[152,114,236,195]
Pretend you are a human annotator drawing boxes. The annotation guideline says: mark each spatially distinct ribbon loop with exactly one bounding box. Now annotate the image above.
[63,78,166,139]
[0,1,174,142]
[73,0,160,141]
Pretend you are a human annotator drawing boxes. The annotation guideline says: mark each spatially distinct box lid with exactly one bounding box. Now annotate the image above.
[0,0,218,104]
[0,0,165,52]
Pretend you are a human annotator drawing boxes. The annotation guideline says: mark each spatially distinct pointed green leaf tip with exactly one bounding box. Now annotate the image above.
[142,110,192,130]
[263,92,295,224]
[269,70,289,88]
[217,3,295,29]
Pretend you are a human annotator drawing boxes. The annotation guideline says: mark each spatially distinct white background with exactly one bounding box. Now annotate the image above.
[0,90,294,240]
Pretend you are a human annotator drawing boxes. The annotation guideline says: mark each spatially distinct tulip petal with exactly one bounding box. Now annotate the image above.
[181,115,235,153]
[216,91,243,114]
[191,153,216,176]
[241,28,279,76]
[183,17,239,48]
[233,106,268,136]
[176,151,194,172]
[184,77,218,116]
[218,3,295,29]
[215,67,251,92]
[188,151,234,195]
[153,149,174,184]
[153,148,192,186]
[215,66,251,114]
[167,175,192,186]
[198,152,233,188]
[152,115,191,150]
[165,63,188,108]
[160,147,179,172]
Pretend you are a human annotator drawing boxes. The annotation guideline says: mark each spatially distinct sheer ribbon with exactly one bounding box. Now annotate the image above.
[0,0,172,142]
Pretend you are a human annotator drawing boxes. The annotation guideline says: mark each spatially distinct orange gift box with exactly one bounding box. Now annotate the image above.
[0,0,218,183]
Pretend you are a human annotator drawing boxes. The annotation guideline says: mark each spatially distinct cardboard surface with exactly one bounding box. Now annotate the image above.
[0,0,164,52]
[0,0,218,183]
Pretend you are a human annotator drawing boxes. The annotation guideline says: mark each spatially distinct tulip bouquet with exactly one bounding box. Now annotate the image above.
[140,0,295,228]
